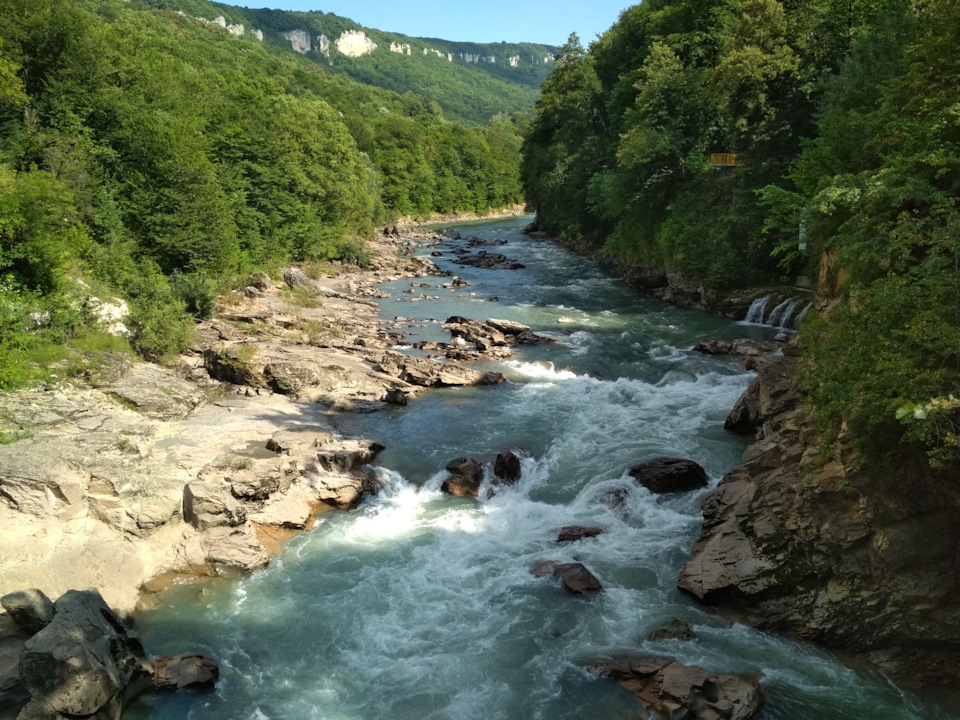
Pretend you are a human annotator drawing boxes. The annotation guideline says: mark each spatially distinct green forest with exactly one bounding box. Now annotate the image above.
[0,0,528,385]
[521,0,960,465]
[143,0,557,126]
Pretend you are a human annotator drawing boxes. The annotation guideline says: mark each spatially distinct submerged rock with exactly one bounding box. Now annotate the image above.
[152,654,219,690]
[590,654,763,720]
[646,619,695,642]
[628,457,708,494]
[555,526,605,543]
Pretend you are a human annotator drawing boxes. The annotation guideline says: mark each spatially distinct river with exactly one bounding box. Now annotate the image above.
[127,217,955,720]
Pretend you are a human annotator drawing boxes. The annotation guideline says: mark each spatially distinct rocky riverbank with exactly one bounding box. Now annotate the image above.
[0,229,510,619]
[679,355,960,688]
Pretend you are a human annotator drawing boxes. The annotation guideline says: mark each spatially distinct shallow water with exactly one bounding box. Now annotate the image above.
[128,218,957,720]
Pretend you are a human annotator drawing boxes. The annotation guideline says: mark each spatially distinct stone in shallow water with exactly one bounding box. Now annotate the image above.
[628,457,708,494]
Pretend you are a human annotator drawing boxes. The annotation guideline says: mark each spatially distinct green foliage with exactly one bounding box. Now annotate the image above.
[522,0,876,284]
[170,271,217,320]
[0,0,528,385]
[525,0,960,468]
[144,0,555,126]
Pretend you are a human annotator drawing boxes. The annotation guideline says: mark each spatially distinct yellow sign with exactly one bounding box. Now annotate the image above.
[710,153,738,167]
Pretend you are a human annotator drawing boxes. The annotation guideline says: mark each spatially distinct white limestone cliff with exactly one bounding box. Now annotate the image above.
[282,29,311,54]
[335,30,376,58]
[390,42,411,55]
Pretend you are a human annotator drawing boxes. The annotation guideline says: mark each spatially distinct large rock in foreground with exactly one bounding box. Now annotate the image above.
[441,457,484,498]
[18,589,152,718]
[591,655,763,720]
[628,457,708,494]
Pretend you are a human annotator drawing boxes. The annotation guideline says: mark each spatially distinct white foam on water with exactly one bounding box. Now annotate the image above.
[501,360,581,382]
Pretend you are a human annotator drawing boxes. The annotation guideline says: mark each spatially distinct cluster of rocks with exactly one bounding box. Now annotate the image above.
[441,316,555,360]
[590,655,763,720]
[1,588,218,720]
[439,448,526,498]
[430,444,766,719]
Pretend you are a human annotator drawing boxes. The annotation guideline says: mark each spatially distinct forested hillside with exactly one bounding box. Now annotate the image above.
[522,0,960,464]
[0,0,527,386]
[144,0,557,125]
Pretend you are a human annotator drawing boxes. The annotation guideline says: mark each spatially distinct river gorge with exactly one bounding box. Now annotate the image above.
[122,218,955,720]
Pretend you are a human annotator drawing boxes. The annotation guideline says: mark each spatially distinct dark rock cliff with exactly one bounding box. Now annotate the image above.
[679,358,960,686]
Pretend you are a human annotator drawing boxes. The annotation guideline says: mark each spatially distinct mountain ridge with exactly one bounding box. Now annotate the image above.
[144,0,557,124]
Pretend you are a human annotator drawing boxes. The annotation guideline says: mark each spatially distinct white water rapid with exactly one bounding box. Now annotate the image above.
[128,218,955,720]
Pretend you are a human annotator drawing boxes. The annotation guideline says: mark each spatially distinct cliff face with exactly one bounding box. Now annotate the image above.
[679,358,960,686]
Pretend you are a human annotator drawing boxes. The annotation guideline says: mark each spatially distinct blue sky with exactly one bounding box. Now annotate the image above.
[227,1,633,46]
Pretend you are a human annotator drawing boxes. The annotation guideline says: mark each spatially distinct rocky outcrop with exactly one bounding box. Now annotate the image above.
[152,654,219,690]
[281,29,311,54]
[377,351,504,388]
[723,358,799,436]
[679,359,960,686]
[335,30,377,57]
[692,339,777,357]
[1,588,219,719]
[628,457,709,494]
[590,655,763,720]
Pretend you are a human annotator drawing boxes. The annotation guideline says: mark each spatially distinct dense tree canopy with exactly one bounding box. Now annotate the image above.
[0,0,527,382]
[523,0,960,464]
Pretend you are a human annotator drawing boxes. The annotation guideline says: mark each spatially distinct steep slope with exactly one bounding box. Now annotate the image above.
[144,0,556,125]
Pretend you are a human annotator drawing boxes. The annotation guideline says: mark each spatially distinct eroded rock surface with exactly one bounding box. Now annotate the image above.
[680,358,960,686]
[591,655,763,720]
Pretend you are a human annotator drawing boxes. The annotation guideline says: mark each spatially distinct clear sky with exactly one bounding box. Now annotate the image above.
[225,0,633,46]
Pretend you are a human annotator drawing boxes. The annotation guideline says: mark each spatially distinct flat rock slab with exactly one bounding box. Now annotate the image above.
[591,654,764,720]
[628,457,709,494]
[153,654,219,690]
[109,363,202,420]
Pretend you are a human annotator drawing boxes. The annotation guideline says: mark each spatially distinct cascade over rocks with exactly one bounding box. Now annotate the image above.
[680,357,960,686]
[590,655,764,720]
[628,458,709,494]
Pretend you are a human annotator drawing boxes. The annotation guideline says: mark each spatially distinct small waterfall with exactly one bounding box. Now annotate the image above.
[766,298,799,328]
[744,295,771,324]
[792,301,813,328]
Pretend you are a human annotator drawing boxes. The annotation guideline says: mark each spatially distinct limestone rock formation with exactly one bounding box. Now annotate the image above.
[591,655,763,720]
[281,29,311,54]
[335,30,376,58]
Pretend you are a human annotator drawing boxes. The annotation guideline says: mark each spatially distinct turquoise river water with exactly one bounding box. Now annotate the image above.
[128,218,957,720]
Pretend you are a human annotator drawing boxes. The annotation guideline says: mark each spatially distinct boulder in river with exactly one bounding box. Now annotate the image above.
[533,562,604,595]
[590,654,764,720]
[493,448,524,486]
[18,589,152,718]
[441,457,484,498]
[692,339,777,357]
[555,526,605,543]
[646,619,695,642]
[628,457,708,494]
[455,251,525,270]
